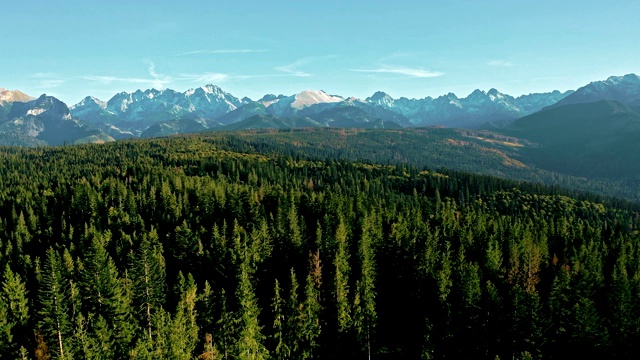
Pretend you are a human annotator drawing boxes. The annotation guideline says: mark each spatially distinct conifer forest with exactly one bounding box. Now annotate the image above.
[0,132,639,359]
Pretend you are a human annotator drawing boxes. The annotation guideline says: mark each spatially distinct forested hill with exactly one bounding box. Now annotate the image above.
[193,128,640,204]
[0,136,639,359]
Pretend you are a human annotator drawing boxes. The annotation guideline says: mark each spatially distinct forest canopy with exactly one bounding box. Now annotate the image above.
[0,134,639,359]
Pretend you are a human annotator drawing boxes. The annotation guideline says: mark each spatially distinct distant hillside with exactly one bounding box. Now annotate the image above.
[220,114,325,130]
[1,94,112,146]
[499,100,640,178]
[550,73,640,108]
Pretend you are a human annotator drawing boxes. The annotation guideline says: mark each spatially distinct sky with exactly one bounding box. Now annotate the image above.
[2,0,639,105]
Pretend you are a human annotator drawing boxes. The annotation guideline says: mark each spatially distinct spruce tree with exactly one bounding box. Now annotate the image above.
[271,279,289,360]
[334,217,351,333]
[235,262,268,360]
[38,248,72,359]
[131,228,166,340]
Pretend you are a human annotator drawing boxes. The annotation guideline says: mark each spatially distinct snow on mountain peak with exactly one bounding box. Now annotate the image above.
[366,91,395,108]
[0,88,35,103]
[201,84,223,94]
[487,88,501,96]
[291,90,344,110]
[605,73,640,86]
[71,96,107,110]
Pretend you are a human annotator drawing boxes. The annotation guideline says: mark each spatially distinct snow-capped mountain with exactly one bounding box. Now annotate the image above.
[265,90,345,117]
[551,73,640,107]
[70,96,114,122]
[512,90,573,114]
[365,88,573,127]
[71,82,577,134]
[66,74,639,138]
[1,94,111,146]
[258,94,287,107]
[0,88,35,105]
[72,85,247,134]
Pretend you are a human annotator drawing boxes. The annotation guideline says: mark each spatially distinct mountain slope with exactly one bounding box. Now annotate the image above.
[220,114,325,130]
[312,104,402,129]
[551,73,640,107]
[72,85,246,135]
[0,88,35,104]
[500,100,640,178]
[1,94,112,146]
[266,90,344,117]
[216,102,268,125]
[365,89,572,128]
[140,118,216,138]
[0,88,36,122]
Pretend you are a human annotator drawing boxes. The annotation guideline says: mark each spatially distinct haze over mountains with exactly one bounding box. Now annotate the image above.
[0,73,638,149]
[1,73,640,204]
[69,86,575,135]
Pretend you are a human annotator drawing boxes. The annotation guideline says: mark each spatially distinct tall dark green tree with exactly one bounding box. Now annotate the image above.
[1,265,29,356]
[235,261,268,360]
[80,230,136,358]
[271,279,289,360]
[130,228,166,340]
[38,248,72,359]
[353,212,378,357]
[334,217,351,334]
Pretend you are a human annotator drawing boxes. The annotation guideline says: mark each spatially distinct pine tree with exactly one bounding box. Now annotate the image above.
[131,228,167,340]
[303,250,323,359]
[215,288,235,360]
[235,262,268,360]
[0,291,13,356]
[608,252,633,356]
[38,248,72,359]
[285,267,303,358]
[354,212,378,357]
[334,217,351,333]
[271,279,289,360]
[169,272,199,359]
[1,264,29,356]
[80,230,136,358]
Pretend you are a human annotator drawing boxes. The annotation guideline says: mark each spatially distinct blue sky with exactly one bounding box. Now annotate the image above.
[2,0,639,104]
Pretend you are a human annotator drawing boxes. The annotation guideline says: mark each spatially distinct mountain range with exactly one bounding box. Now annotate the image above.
[0,73,639,147]
[69,86,574,136]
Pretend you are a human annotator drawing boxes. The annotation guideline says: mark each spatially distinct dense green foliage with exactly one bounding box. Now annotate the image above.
[0,134,639,358]
[198,128,640,203]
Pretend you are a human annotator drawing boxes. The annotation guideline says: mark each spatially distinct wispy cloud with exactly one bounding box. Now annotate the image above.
[178,72,233,83]
[273,56,337,78]
[487,60,513,67]
[177,49,269,56]
[148,62,172,88]
[81,75,158,85]
[274,66,311,77]
[36,79,66,89]
[81,62,174,89]
[32,72,61,79]
[351,66,443,78]
[31,73,66,89]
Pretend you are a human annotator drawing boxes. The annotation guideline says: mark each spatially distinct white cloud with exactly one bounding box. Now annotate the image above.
[81,75,156,85]
[351,66,443,78]
[178,72,232,83]
[274,57,327,77]
[30,73,67,89]
[36,79,66,89]
[177,49,269,56]
[274,65,311,77]
[81,63,173,89]
[487,60,513,67]
[32,72,61,79]
[148,62,172,88]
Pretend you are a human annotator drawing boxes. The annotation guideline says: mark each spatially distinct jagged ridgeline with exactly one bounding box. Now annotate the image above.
[0,135,639,359]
